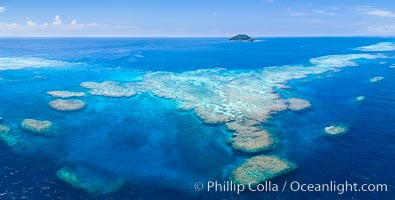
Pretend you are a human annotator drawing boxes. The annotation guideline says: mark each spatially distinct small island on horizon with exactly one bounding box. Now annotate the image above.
[229,34,256,42]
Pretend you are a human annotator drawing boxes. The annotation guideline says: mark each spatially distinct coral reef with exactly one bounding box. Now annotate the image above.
[226,120,275,153]
[286,98,311,111]
[324,125,348,135]
[310,54,383,68]
[369,76,384,83]
[0,125,10,134]
[77,53,382,153]
[230,130,275,153]
[21,119,53,134]
[47,91,85,98]
[0,57,71,71]
[56,166,126,195]
[356,96,366,102]
[80,81,136,98]
[49,99,86,111]
[135,68,291,153]
[230,155,296,186]
[354,42,395,52]
[0,125,18,147]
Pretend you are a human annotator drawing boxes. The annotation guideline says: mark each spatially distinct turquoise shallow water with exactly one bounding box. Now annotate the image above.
[0,38,394,199]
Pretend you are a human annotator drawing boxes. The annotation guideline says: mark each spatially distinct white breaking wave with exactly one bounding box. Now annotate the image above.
[0,57,71,71]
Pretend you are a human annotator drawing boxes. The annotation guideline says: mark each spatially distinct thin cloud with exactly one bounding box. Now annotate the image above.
[0,6,5,13]
[355,6,395,17]
[368,25,395,34]
[304,18,327,24]
[312,10,335,16]
[69,19,86,29]
[289,9,336,17]
[0,16,97,31]
[290,12,310,16]
[0,22,19,30]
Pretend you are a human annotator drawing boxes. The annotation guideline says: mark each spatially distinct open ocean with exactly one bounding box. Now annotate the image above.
[0,37,394,200]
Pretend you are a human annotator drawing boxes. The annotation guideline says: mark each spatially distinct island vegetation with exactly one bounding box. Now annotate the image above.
[229,34,256,42]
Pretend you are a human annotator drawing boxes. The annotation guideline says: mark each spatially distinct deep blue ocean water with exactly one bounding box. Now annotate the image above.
[0,37,394,199]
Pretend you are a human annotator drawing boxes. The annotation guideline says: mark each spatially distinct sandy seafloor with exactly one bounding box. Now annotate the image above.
[0,37,394,199]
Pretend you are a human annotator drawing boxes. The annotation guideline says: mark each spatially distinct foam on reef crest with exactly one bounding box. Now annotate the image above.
[0,57,71,70]
[230,155,296,186]
[354,42,395,52]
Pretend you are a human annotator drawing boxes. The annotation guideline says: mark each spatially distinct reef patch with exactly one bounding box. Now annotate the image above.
[354,42,395,52]
[76,53,383,153]
[324,125,348,135]
[21,119,53,134]
[310,54,383,68]
[0,57,71,71]
[230,155,296,186]
[356,96,366,102]
[49,99,86,111]
[369,76,384,83]
[226,120,276,153]
[47,91,85,98]
[286,98,311,111]
[56,166,126,195]
[0,125,18,147]
[80,81,136,98]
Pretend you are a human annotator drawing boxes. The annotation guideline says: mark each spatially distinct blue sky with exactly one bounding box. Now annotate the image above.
[0,0,394,37]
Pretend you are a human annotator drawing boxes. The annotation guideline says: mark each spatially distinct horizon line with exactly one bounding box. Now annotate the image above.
[0,35,394,39]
